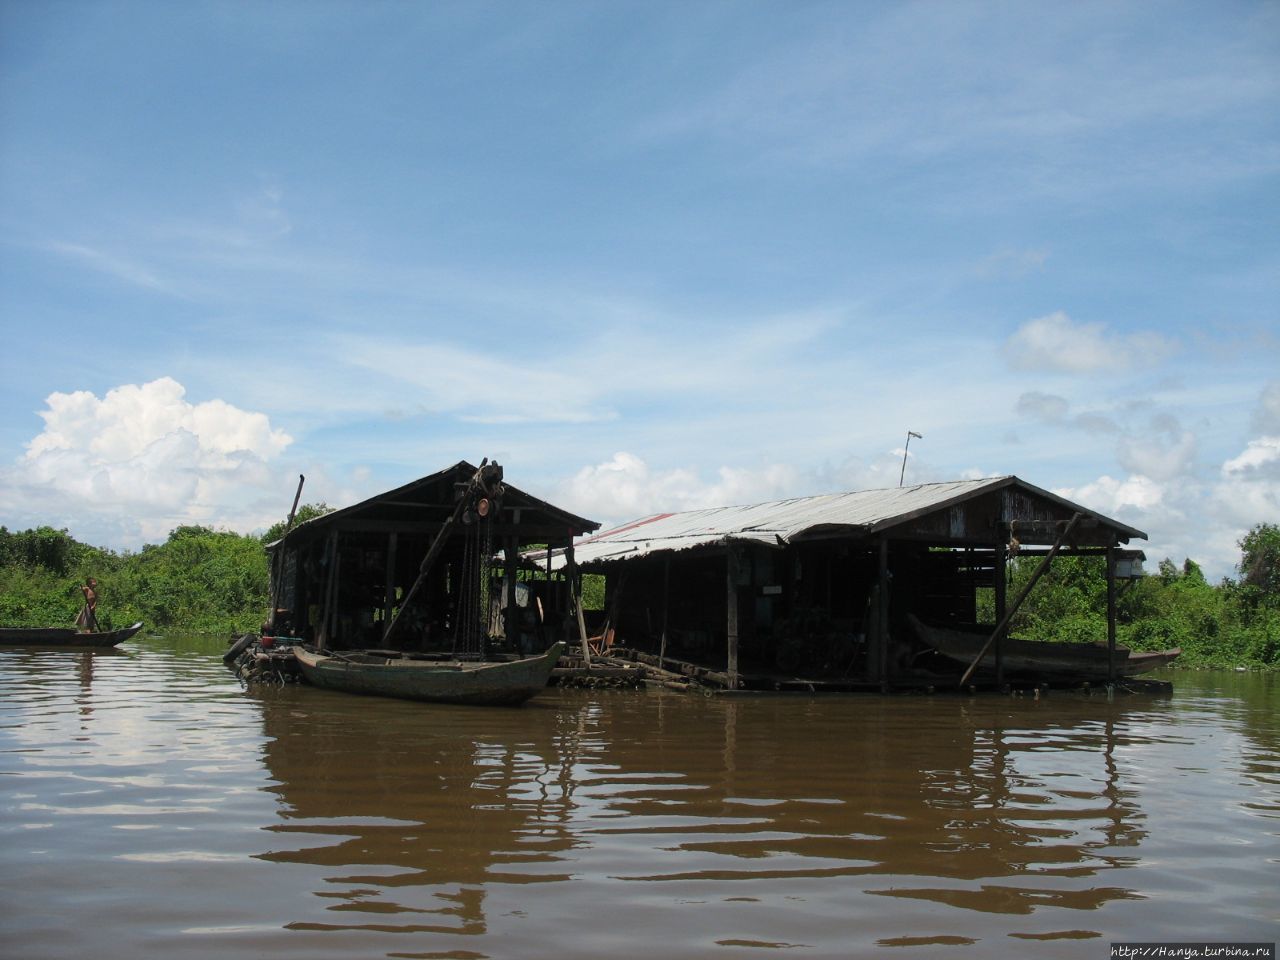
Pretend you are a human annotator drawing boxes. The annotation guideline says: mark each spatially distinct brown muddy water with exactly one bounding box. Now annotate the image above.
[1,635,1276,960]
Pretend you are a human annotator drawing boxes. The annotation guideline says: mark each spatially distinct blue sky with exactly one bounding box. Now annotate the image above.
[1,0,1277,578]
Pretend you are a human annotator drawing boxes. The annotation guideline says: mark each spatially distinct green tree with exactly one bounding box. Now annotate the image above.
[261,503,334,544]
[1239,523,1280,597]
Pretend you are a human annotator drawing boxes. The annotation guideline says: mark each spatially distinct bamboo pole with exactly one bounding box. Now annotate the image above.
[959,512,1082,687]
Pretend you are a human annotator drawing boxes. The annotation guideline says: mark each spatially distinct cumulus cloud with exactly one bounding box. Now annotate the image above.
[1211,382,1280,528]
[556,452,802,529]
[1222,436,1280,476]
[1060,474,1167,515]
[4,378,293,545]
[1004,311,1176,374]
[1066,386,1280,576]
[1053,473,1199,564]
[556,445,949,532]
[1213,420,1280,535]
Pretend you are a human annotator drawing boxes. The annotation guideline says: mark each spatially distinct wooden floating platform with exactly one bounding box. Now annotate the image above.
[225,636,1174,699]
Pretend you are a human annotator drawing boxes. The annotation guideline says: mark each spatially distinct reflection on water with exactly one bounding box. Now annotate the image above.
[1,635,1276,959]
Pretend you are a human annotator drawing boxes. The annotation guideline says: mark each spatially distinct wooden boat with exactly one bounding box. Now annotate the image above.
[908,615,1179,683]
[292,641,565,706]
[0,621,144,649]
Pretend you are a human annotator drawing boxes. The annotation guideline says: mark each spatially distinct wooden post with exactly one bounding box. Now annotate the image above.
[994,539,1007,687]
[1106,545,1117,684]
[319,529,339,652]
[329,547,342,647]
[877,537,889,686]
[726,544,740,689]
[383,532,398,627]
[658,556,671,671]
[268,473,306,623]
[504,535,519,651]
[960,512,1082,687]
[567,542,592,667]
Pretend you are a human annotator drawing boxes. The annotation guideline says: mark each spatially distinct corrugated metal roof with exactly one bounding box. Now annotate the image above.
[561,477,999,566]
[555,475,1145,568]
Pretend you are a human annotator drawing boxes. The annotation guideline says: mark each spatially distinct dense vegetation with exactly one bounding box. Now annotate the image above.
[0,518,1276,667]
[0,523,272,633]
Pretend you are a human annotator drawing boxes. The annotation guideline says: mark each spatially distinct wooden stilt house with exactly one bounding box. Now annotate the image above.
[555,476,1149,689]
[268,461,598,657]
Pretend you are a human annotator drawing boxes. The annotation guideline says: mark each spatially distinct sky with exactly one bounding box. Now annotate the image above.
[1,0,1277,579]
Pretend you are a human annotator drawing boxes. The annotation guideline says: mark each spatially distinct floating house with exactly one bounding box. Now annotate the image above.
[267,461,598,657]
[553,476,1148,690]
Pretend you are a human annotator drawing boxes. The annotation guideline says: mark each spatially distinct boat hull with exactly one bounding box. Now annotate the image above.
[909,616,1179,682]
[293,641,564,706]
[0,622,144,648]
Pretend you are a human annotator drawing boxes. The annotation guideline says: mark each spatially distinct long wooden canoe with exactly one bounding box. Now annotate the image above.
[292,641,564,706]
[908,615,1179,683]
[0,622,144,649]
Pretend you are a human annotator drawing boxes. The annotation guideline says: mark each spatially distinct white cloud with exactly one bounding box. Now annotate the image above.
[1222,436,1280,475]
[1004,311,1176,375]
[1213,430,1280,535]
[1061,474,1167,514]
[556,452,802,529]
[4,378,293,545]
[1209,463,1280,576]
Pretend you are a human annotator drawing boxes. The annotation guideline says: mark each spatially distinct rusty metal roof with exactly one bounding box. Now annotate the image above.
[555,475,1145,567]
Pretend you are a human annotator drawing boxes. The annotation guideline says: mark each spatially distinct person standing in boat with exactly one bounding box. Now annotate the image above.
[76,577,99,633]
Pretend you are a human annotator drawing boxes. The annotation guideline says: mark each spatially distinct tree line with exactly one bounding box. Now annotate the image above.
[0,506,331,634]
[0,516,1276,667]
